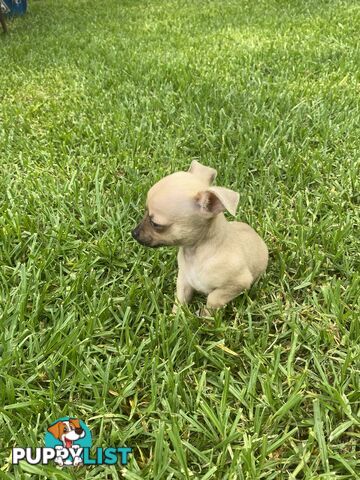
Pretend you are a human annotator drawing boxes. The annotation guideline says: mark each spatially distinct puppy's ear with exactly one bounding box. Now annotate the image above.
[69,418,81,429]
[48,422,63,439]
[188,160,217,185]
[195,187,239,216]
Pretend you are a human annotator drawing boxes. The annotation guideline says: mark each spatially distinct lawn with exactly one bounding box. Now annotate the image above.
[0,0,359,478]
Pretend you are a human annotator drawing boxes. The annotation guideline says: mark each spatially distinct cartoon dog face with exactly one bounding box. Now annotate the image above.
[48,418,85,448]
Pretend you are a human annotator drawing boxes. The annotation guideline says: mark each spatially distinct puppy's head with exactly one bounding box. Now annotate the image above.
[48,419,84,440]
[132,160,239,248]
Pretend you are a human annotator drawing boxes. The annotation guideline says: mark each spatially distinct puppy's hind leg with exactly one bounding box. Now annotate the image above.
[205,271,253,312]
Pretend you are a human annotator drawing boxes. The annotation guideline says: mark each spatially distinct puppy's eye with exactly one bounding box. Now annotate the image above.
[149,218,162,229]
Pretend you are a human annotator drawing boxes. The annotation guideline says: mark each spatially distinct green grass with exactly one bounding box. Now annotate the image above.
[0,0,359,478]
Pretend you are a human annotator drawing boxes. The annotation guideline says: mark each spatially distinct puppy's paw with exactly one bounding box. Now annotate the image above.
[172,303,179,315]
[73,457,83,466]
[55,457,64,467]
[197,307,215,318]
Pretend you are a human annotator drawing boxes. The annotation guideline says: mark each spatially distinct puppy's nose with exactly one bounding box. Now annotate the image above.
[75,428,83,435]
[132,226,140,240]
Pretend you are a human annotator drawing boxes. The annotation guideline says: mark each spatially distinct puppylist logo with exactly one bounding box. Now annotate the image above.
[12,417,132,467]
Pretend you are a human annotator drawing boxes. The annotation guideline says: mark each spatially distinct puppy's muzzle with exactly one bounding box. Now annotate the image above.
[131,226,141,241]
[132,225,153,246]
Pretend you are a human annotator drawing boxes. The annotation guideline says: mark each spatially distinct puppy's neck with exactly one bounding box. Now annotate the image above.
[183,213,228,251]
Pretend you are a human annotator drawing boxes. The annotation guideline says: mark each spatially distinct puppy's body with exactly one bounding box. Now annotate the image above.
[177,216,267,308]
[132,161,268,311]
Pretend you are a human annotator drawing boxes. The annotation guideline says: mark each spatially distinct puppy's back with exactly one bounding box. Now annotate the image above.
[229,222,268,279]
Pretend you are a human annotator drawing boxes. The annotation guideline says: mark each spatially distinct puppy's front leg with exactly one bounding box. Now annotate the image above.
[172,250,194,313]
[172,269,194,313]
[176,270,194,304]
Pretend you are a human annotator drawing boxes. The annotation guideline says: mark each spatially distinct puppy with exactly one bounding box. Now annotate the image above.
[132,161,268,312]
[48,418,85,466]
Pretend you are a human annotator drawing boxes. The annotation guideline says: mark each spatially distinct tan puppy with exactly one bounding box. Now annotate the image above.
[132,161,268,312]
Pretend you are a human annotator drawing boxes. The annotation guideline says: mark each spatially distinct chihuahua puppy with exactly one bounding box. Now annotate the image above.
[132,161,268,312]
